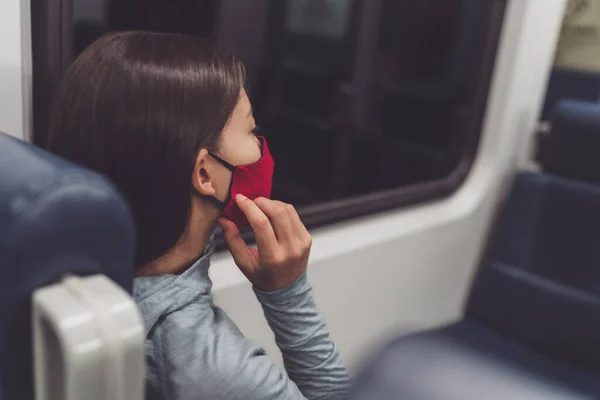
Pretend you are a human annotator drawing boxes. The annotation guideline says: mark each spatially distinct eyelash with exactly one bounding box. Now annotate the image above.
[251,126,260,136]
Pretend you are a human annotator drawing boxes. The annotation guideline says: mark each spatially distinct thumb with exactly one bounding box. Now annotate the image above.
[218,218,254,269]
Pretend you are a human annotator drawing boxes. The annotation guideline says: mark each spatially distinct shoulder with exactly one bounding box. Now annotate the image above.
[149,306,301,399]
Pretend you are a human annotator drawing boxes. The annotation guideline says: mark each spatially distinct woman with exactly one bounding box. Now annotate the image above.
[46,31,350,399]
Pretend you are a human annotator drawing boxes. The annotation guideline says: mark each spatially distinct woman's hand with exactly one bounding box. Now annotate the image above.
[218,194,312,292]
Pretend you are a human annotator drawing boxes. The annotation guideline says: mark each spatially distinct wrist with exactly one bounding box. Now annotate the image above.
[254,271,311,303]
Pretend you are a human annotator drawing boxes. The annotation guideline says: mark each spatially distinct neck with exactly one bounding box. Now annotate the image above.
[137,202,219,276]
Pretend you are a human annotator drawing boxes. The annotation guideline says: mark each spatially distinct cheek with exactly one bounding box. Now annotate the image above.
[233,136,263,165]
[247,142,263,164]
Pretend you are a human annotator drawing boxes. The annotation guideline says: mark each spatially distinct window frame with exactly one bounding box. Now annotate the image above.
[30,0,508,249]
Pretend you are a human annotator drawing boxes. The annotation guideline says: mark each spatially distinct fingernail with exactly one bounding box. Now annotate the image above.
[236,194,247,201]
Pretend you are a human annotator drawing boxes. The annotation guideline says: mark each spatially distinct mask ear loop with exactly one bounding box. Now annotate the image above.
[204,152,236,211]
[204,137,266,213]
[208,152,236,171]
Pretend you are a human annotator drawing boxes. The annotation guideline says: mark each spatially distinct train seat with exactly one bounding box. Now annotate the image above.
[0,132,144,400]
[347,100,600,399]
[542,68,600,120]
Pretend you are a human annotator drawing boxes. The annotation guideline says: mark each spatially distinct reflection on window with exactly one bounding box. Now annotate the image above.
[286,0,353,39]
[65,0,501,212]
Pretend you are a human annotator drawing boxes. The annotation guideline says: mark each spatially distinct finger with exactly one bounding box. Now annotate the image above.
[235,194,278,255]
[219,218,255,269]
[283,202,312,247]
[282,203,305,234]
[253,198,295,244]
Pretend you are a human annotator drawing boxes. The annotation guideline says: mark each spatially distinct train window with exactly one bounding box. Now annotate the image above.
[31,0,507,230]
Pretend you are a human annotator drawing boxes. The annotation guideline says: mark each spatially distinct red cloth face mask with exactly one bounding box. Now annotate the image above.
[207,136,274,228]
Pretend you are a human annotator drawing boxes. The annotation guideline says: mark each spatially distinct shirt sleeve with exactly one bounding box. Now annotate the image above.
[154,298,310,400]
[254,272,352,399]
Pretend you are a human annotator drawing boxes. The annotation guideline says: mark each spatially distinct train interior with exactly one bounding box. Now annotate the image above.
[0,0,599,399]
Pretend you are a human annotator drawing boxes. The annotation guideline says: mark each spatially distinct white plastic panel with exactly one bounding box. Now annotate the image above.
[33,275,145,400]
[33,282,105,400]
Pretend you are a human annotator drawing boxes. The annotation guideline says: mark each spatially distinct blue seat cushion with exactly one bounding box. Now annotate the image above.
[542,69,600,120]
[347,321,600,400]
[467,171,600,371]
[544,100,600,185]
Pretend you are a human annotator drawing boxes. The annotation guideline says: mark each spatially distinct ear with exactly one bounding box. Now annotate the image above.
[192,149,217,196]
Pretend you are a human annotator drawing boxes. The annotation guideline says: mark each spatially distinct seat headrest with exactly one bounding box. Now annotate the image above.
[0,132,135,399]
[544,99,600,184]
[541,68,600,120]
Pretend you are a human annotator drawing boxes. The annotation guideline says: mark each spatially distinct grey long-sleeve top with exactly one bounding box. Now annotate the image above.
[133,243,351,400]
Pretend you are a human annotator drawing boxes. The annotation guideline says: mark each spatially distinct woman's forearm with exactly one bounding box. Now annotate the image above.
[254,272,351,400]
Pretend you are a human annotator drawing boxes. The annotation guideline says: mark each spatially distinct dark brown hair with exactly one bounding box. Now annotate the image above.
[46,31,246,268]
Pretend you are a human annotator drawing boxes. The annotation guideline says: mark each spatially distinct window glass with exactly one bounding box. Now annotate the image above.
[286,0,353,39]
[35,0,506,224]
